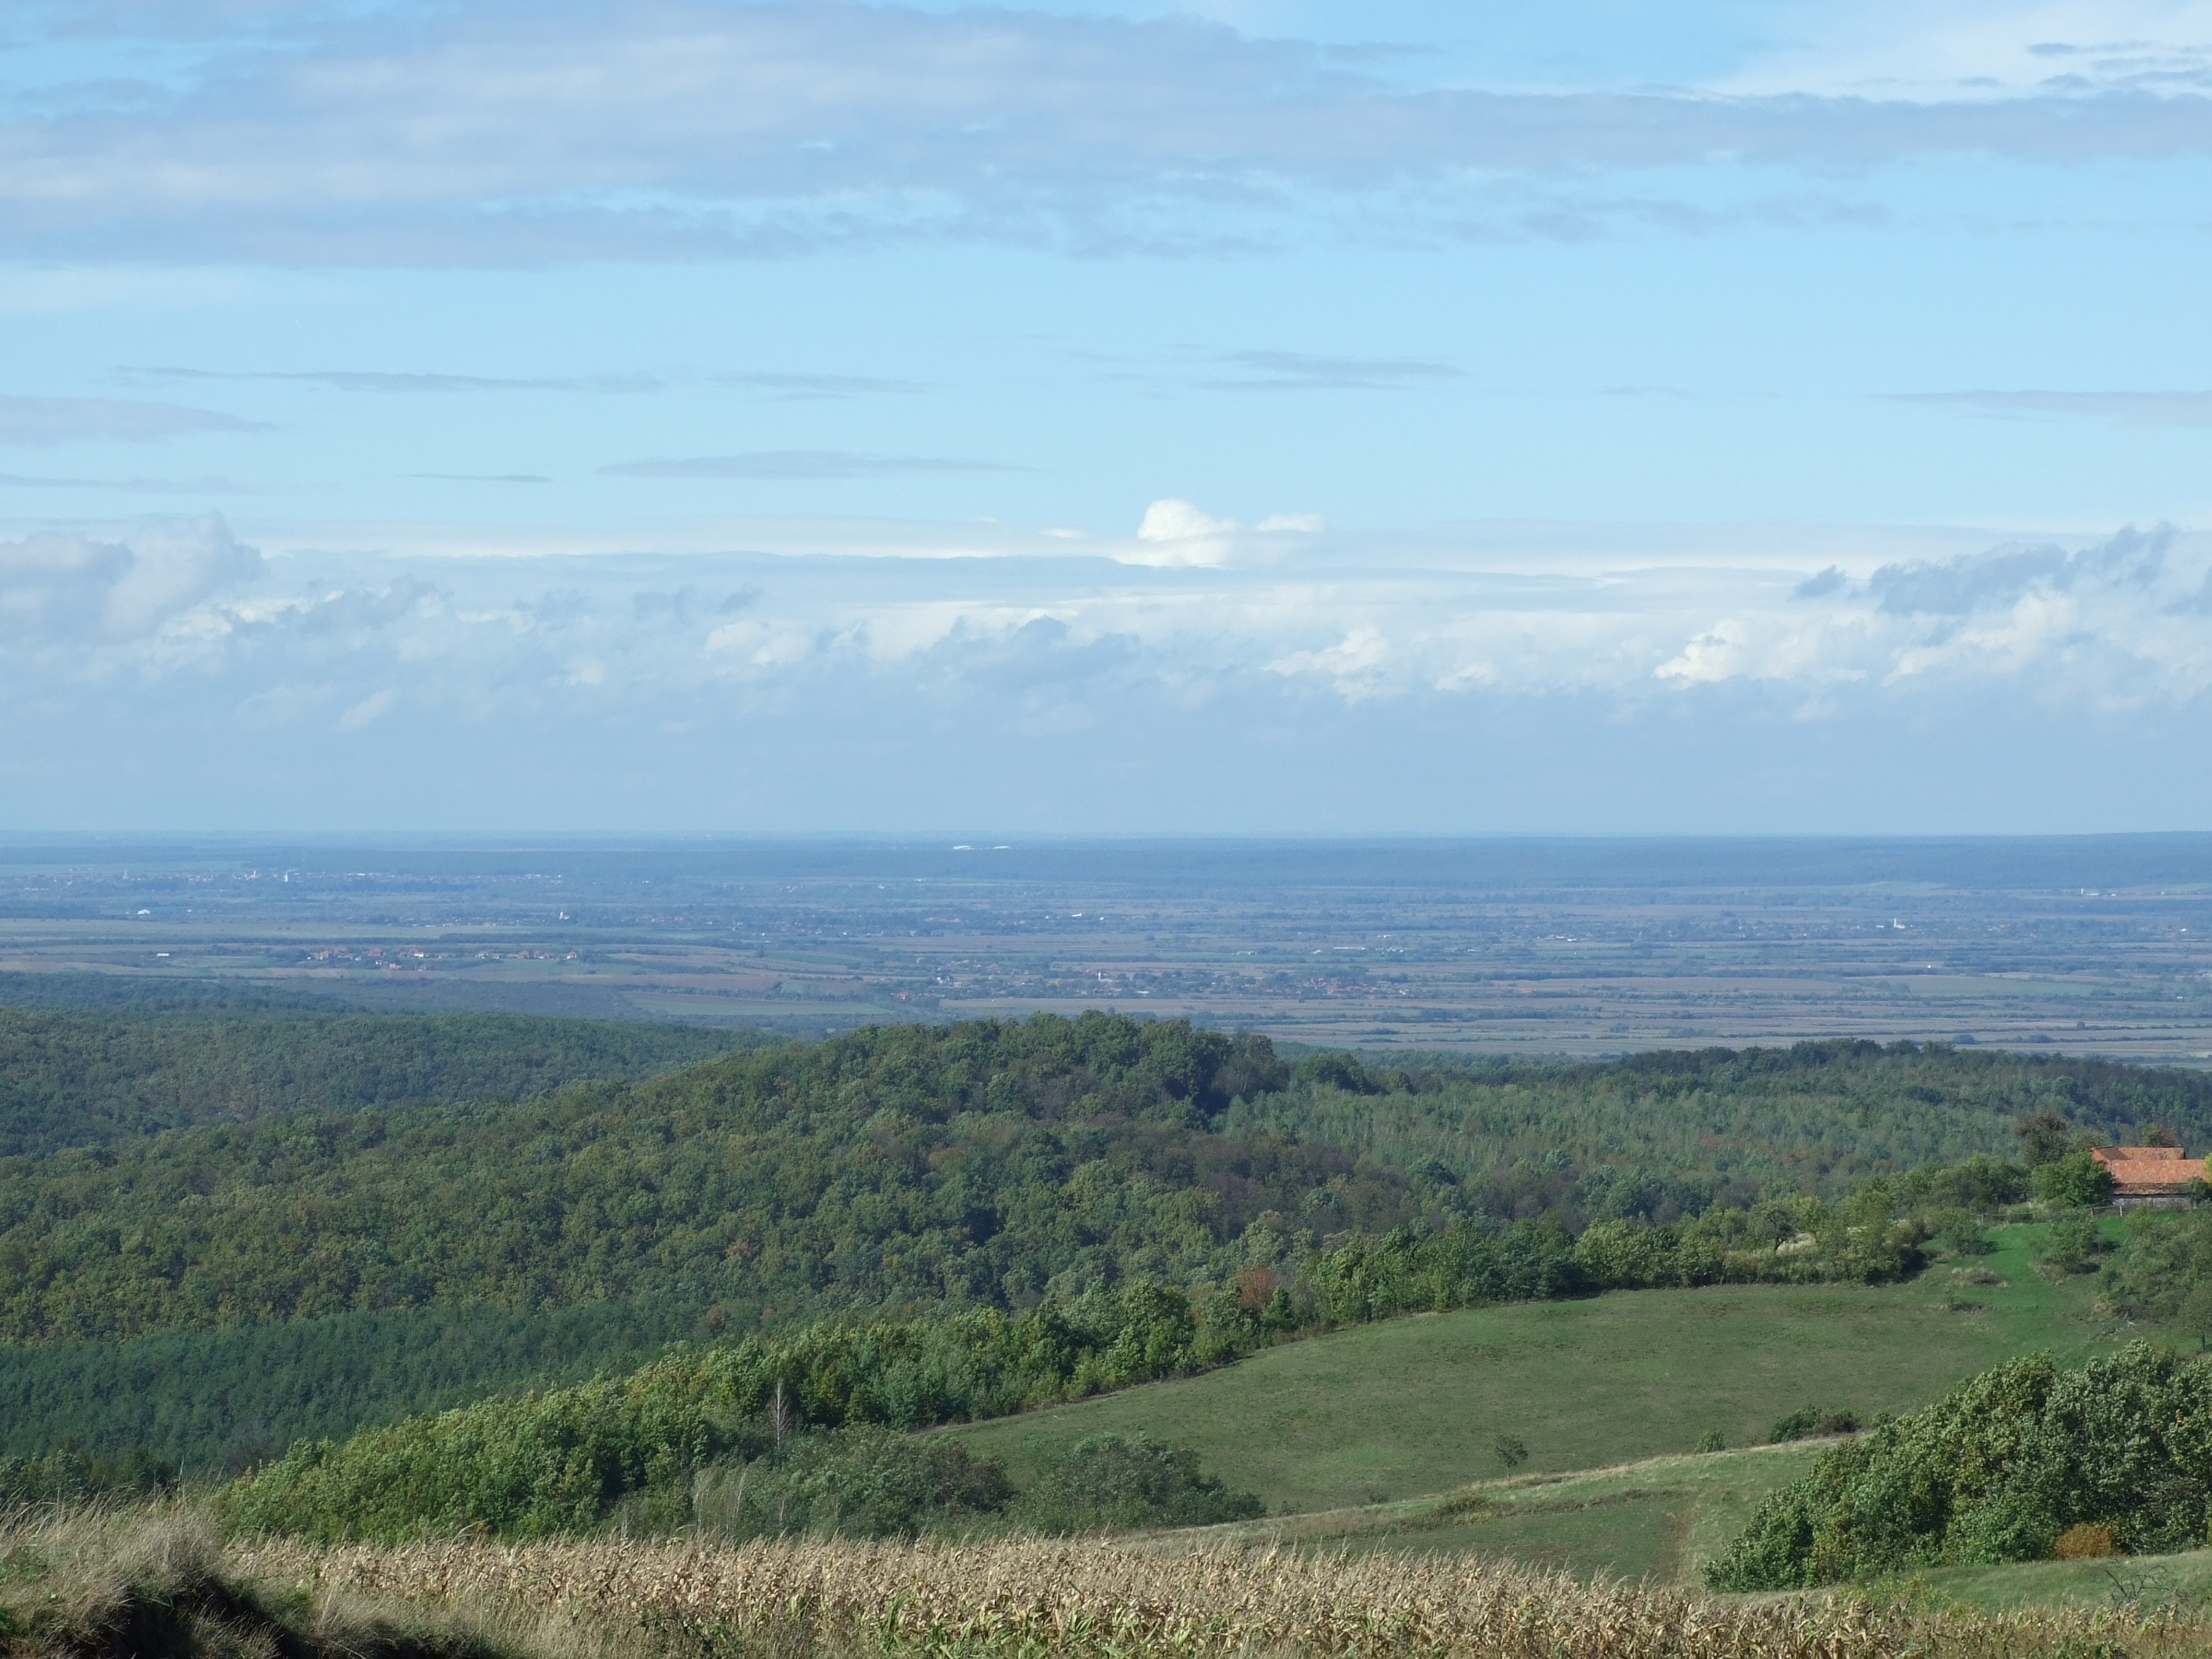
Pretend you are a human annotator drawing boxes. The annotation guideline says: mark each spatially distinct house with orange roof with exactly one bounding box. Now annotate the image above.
[2092,1145,2210,1209]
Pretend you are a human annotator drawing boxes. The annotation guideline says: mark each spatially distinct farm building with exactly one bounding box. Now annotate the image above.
[2092,1145,2210,1209]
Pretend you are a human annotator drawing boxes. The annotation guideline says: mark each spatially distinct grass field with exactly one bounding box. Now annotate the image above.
[946,1223,2123,1525]
[1880,1549,2212,1613]
[1153,1442,1829,1584]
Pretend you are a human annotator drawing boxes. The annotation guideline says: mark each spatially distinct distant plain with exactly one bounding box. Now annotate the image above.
[1,836,2207,1059]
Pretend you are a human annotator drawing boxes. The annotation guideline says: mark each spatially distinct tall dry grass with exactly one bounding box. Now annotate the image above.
[0,1502,600,1659]
[232,1530,2212,1659]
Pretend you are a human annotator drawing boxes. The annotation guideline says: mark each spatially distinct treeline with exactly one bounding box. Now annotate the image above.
[5,1014,2190,1348]
[0,1002,743,1156]
[1711,1344,2212,1587]
[1231,1038,2212,1226]
[0,1296,713,1471]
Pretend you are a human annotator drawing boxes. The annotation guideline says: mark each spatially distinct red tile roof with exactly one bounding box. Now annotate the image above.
[2092,1146,2207,1195]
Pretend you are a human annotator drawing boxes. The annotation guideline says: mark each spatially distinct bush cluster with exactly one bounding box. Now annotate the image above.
[1709,1343,2212,1588]
[219,1282,1267,1541]
[661,1428,1263,1541]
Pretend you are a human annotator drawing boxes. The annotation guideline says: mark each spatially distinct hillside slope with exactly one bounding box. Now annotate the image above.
[944,1223,2116,1517]
[4,1017,2194,1349]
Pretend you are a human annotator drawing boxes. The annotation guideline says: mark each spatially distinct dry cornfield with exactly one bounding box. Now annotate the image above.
[231,1531,2212,1659]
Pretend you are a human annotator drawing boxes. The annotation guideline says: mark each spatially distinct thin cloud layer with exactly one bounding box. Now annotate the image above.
[1203,351,1464,392]
[127,367,658,394]
[600,450,1028,480]
[8,2,2212,263]
[0,394,263,444]
[1889,389,2212,426]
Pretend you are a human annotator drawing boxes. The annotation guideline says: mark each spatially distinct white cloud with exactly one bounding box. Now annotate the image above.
[0,513,259,641]
[6,510,2211,830]
[1268,626,1395,698]
[1655,621,1751,685]
[1137,499,1237,541]
[7,513,2210,739]
[338,687,396,729]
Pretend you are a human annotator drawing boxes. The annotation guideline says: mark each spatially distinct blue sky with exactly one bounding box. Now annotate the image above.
[4,0,2212,833]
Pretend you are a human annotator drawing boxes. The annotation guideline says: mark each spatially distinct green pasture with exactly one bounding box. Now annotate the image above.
[1156,1442,1828,1584]
[946,1223,2122,1523]
[1881,1548,2212,1612]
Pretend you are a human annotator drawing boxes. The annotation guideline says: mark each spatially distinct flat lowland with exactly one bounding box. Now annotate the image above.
[946,1224,2119,1520]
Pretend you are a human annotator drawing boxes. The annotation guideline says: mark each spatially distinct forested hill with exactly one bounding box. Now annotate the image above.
[2,1011,2206,1349]
[1240,1039,2212,1220]
[0,970,342,1014]
[0,1001,746,1156]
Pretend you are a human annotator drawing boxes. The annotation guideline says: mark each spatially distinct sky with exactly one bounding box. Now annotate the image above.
[3,0,2212,833]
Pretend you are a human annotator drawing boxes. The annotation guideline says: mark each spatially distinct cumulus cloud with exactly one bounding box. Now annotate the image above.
[1137,499,1237,541]
[9,511,2212,826]
[0,513,259,641]
[1863,525,2172,614]
[9,512,2211,744]
[8,2,2212,262]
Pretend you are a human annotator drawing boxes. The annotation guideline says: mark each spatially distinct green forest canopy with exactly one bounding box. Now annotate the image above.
[5,996,2210,1501]
[0,1000,745,1156]
[3,1014,2205,1348]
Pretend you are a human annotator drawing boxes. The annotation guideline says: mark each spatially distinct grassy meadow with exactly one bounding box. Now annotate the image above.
[944,1221,2120,1522]
[1891,1549,2212,1613]
[1167,1442,1831,1583]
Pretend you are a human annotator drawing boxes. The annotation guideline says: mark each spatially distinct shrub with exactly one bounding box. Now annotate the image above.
[1766,1407,1859,1443]
[2053,1522,2117,1560]
[1696,1429,1727,1453]
[691,1428,1013,1540]
[2040,1210,2102,1274]
[1709,1343,2212,1590]
[2032,1152,2113,1209]
[1010,1435,1264,1534]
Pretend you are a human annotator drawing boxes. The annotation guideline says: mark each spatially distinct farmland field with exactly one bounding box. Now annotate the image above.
[4,836,2209,1059]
